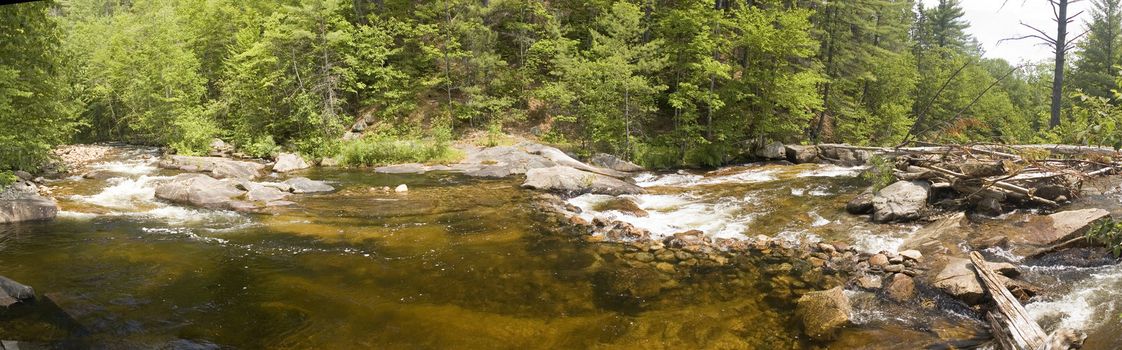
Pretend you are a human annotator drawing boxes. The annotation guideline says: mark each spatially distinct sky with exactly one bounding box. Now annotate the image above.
[920,0,1093,63]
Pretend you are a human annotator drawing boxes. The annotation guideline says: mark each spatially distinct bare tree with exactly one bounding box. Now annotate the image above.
[1001,0,1087,129]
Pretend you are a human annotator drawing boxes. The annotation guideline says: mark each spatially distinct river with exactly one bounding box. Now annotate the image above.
[0,146,1120,349]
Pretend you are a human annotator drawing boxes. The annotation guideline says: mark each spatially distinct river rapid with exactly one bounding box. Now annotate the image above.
[1,146,1121,349]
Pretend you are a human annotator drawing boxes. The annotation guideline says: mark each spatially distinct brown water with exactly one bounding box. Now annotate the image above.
[0,149,1118,349]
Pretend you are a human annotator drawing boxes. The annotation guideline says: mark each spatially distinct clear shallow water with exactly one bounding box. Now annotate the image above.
[0,150,1119,349]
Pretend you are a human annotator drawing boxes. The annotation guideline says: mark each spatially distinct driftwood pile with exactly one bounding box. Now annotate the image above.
[845,143,1122,215]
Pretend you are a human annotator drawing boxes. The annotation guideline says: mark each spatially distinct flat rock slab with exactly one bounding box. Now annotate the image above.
[284,177,335,194]
[930,256,1023,305]
[1007,208,1111,256]
[160,155,267,179]
[522,166,643,195]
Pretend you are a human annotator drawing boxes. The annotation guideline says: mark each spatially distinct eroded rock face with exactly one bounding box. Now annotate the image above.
[0,181,58,224]
[522,166,643,195]
[155,174,247,210]
[871,181,930,223]
[159,155,267,179]
[795,286,851,341]
[273,153,310,173]
[590,153,644,173]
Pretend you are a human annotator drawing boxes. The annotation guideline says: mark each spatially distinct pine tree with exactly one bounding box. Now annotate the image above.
[1072,0,1122,101]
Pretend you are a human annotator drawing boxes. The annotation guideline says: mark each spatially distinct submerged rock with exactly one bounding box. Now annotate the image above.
[885,274,915,302]
[871,181,930,223]
[0,181,58,224]
[0,276,35,307]
[244,184,290,203]
[159,155,267,179]
[522,166,643,195]
[284,177,335,194]
[273,153,310,173]
[594,197,648,217]
[795,286,851,341]
[589,153,644,173]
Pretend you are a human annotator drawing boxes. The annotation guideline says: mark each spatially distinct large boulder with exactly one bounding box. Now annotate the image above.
[0,276,34,307]
[0,181,58,224]
[785,145,819,164]
[589,153,644,173]
[159,155,267,179]
[871,181,930,223]
[522,166,643,195]
[755,141,786,160]
[155,174,247,210]
[272,153,310,173]
[1008,208,1111,257]
[795,286,851,341]
[244,183,290,203]
[284,177,335,194]
[845,189,875,215]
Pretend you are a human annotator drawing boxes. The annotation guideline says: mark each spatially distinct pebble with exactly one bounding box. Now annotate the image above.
[885,264,905,273]
[868,254,889,266]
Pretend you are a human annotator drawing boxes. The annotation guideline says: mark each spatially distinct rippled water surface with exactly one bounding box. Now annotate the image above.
[1,148,1120,349]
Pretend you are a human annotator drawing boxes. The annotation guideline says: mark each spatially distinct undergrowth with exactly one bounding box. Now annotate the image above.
[1086,219,1122,257]
[0,171,16,189]
[861,155,895,190]
[338,135,462,167]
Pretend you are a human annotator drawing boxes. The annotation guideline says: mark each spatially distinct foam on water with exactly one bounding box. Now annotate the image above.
[796,165,866,178]
[633,168,777,188]
[568,193,757,239]
[75,175,168,210]
[1025,264,1122,331]
[849,226,918,254]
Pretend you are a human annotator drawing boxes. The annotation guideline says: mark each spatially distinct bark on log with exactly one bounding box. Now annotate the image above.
[920,165,1059,207]
[970,251,1049,350]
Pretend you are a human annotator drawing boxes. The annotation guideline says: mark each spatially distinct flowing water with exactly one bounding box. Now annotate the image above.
[1,147,1120,349]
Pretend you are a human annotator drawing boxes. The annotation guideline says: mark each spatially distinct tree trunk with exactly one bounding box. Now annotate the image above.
[1050,0,1069,129]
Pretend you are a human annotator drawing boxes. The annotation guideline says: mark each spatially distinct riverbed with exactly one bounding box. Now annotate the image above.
[1,147,1120,349]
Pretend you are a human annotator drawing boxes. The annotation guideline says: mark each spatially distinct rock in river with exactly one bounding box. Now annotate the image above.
[522,166,643,195]
[272,152,310,173]
[589,153,644,173]
[930,256,1023,305]
[795,286,851,341]
[845,189,875,215]
[159,155,267,179]
[0,275,35,307]
[284,177,335,194]
[0,181,58,224]
[155,174,247,210]
[871,180,930,223]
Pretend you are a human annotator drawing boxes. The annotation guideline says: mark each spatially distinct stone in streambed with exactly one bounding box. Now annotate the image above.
[272,152,310,173]
[284,177,335,194]
[594,197,648,217]
[871,181,930,223]
[522,166,643,195]
[159,155,267,179]
[795,286,851,341]
[846,189,875,215]
[785,145,819,164]
[155,174,245,210]
[886,273,915,302]
[755,141,786,160]
[0,181,57,224]
[0,276,35,307]
[590,153,644,173]
[931,256,1025,305]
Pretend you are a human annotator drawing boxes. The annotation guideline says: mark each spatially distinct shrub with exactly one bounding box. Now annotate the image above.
[337,135,462,167]
[0,171,17,189]
[1086,219,1122,257]
[240,135,282,159]
[861,155,896,191]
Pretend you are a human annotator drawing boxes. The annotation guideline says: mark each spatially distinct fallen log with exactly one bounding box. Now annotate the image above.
[970,251,1085,350]
[970,251,1048,350]
[920,165,1059,207]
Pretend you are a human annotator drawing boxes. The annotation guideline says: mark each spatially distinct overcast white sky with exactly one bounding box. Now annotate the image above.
[920,0,1093,63]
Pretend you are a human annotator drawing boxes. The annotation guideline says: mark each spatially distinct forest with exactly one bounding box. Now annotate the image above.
[4,0,1122,172]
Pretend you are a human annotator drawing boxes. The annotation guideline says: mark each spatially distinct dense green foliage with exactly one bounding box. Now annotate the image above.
[1087,218,1122,257]
[8,0,1122,170]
